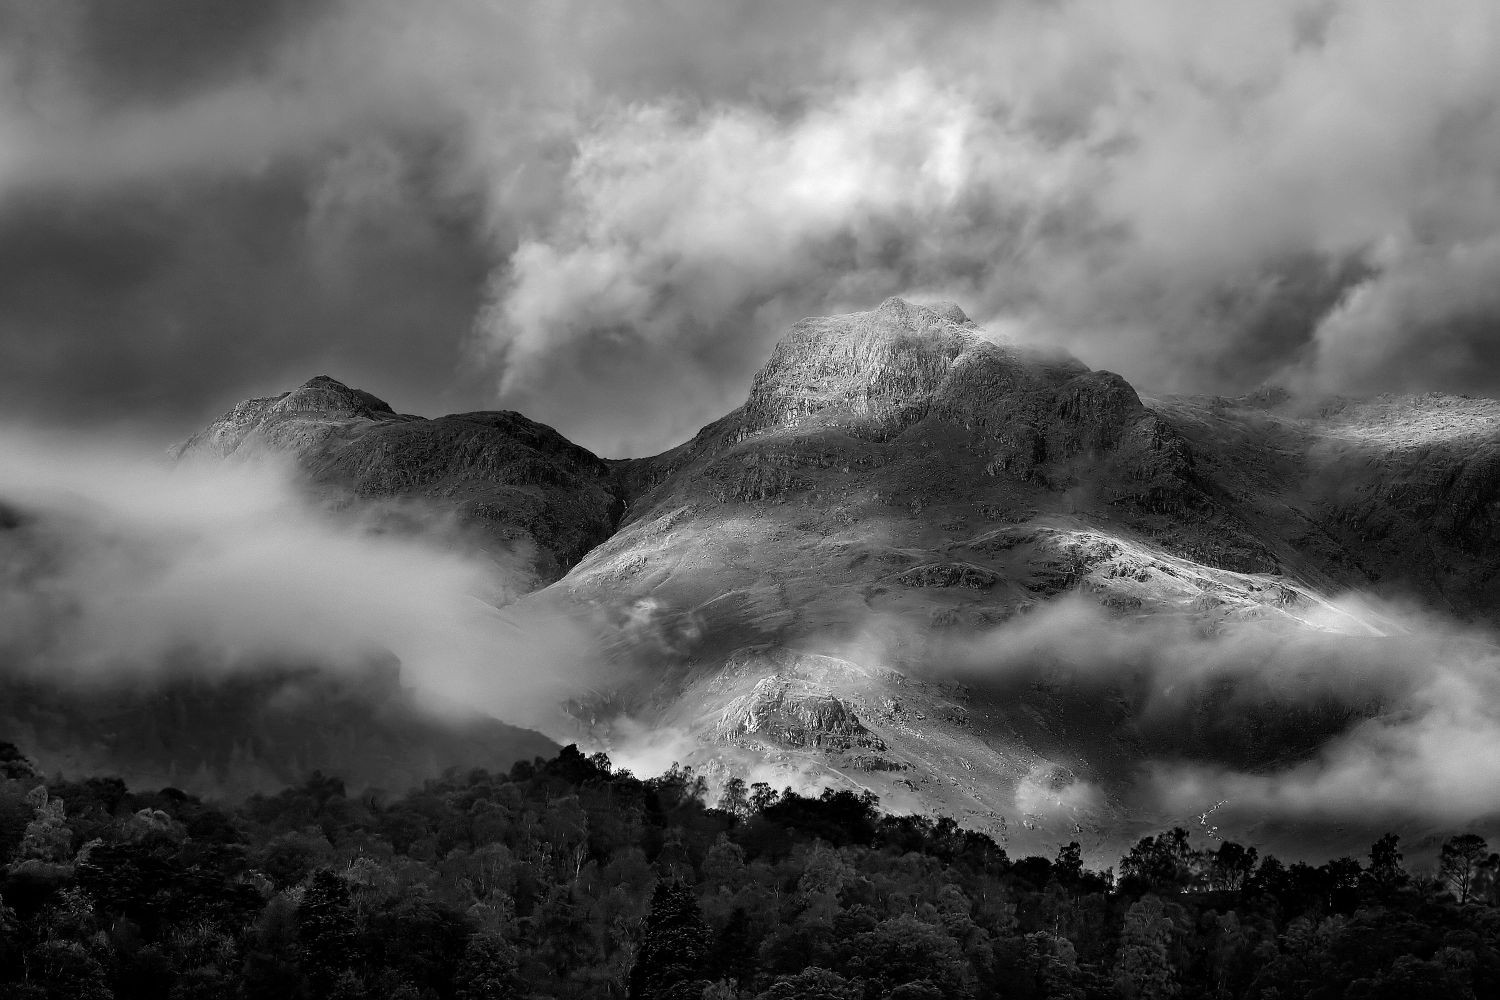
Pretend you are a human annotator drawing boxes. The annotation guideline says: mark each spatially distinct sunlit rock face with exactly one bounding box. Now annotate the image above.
[718,675,883,753]
[175,375,401,457]
[741,297,1187,496]
[617,298,1197,515]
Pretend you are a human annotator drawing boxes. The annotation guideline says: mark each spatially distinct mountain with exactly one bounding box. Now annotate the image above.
[540,299,1403,848]
[14,297,1500,853]
[174,373,626,584]
[554,299,1500,854]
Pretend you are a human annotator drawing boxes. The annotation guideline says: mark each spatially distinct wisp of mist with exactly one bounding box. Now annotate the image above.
[0,427,601,734]
[920,593,1500,832]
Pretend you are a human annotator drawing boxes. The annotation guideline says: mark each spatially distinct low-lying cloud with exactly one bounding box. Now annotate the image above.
[941,593,1500,832]
[0,427,601,727]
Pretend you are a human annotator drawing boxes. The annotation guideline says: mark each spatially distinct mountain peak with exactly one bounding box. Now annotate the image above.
[615,299,1196,529]
[275,375,396,421]
[741,299,981,435]
[740,298,1090,443]
[873,295,972,328]
[172,374,397,460]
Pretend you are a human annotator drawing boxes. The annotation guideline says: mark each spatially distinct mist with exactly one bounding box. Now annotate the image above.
[0,426,602,732]
[910,592,1500,831]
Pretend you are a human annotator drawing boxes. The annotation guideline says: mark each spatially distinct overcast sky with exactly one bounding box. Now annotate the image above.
[3,0,1500,456]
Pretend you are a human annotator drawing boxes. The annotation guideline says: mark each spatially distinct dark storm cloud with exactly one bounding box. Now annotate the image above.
[0,0,332,107]
[4,1,1500,454]
[0,168,492,430]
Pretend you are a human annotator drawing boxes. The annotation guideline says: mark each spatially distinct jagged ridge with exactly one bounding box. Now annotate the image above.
[177,376,626,582]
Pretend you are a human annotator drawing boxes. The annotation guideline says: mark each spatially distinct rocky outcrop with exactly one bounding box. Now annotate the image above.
[740,297,980,437]
[612,298,1200,531]
[735,298,1195,497]
[717,675,884,752]
[895,561,1001,589]
[176,376,626,581]
[174,375,403,458]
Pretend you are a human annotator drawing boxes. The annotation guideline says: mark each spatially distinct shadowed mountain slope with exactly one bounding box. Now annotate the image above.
[0,659,557,799]
[175,374,626,583]
[1154,389,1500,618]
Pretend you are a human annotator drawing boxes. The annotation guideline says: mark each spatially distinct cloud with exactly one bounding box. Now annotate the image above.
[1154,693,1500,827]
[1295,236,1500,396]
[6,1,1500,453]
[486,69,1087,453]
[0,427,603,728]
[467,0,1500,451]
[915,591,1500,829]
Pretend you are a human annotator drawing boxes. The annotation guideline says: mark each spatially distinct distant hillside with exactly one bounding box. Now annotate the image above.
[0,658,555,798]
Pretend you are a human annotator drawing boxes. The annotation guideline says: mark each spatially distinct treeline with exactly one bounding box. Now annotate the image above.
[1,740,1498,999]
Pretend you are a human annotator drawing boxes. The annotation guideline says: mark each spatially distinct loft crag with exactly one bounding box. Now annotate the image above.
[175,374,627,583]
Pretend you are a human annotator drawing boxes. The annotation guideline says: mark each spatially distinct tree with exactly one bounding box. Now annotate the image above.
[627,881,710,1000]
[26,940,112,1000]
[708,907,755,986]
[754,966,861,1000]
[702,836,747,893]
[716,777,750,818]
[749,783,780,814]
[455,931,522,1000]
[0,893,21,975]
[300,870,357,997]
[1054,842,1085,886]
[1439,834,1490,904]
[1363,834,1409,896]
[1208,842,1257,892]
[241,893,302,1000]
[0,742,40,781]
[17,788,72,864]
[845,914,974,998]
[1120,829,1202,893]
[1325,856,1364,912]
[1114,895,1179,1000]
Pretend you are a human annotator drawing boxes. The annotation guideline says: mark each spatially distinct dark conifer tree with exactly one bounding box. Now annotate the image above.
[455,931,523,1000]
[300,869,357,998]
[628,880,710,1000]
[709,906,755,987]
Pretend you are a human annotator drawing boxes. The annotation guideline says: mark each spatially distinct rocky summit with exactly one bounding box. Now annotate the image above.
[36,297,1500,850]
[175,374,626,583]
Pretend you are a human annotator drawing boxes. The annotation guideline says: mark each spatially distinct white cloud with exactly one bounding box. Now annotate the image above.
[0,428,602,728]
[10,1,1500,450]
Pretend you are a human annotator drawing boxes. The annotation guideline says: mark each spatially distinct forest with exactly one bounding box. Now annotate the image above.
[1,740,1497,999]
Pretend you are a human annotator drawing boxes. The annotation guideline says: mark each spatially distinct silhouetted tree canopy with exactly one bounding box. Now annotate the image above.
[0,740,1497,999]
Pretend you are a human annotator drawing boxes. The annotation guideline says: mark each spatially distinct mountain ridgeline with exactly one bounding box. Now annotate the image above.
[178,297,1500,609]
[13,297,1500,847]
